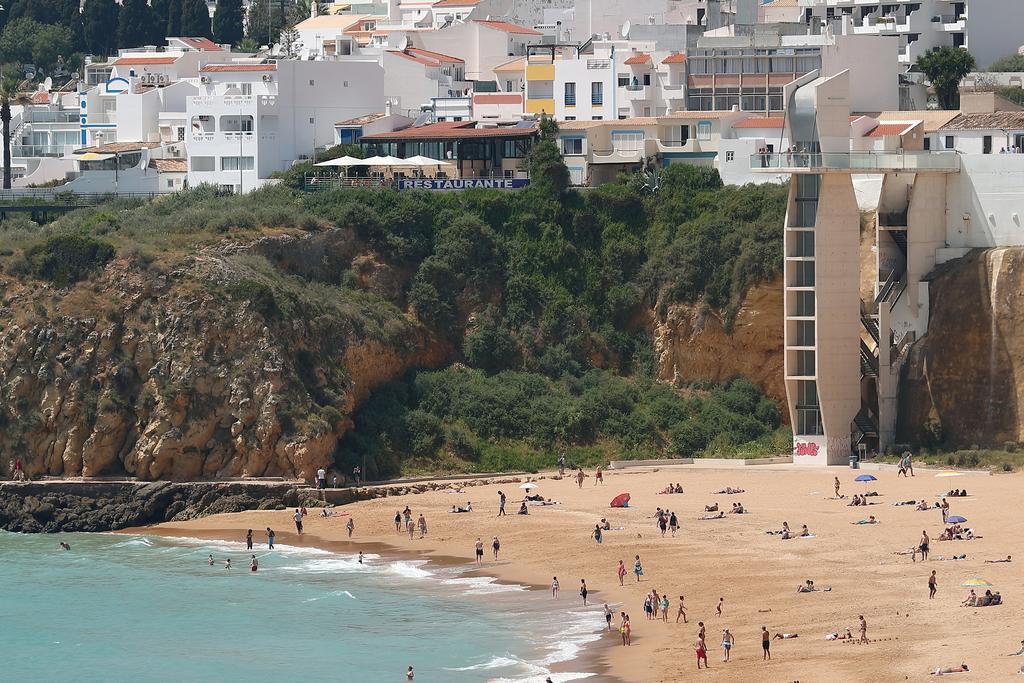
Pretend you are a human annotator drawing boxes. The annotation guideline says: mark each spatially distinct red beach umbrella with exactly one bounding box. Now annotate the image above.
[610,493,631,508]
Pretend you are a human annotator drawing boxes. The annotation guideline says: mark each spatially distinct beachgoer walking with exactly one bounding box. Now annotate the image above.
[593,524,603,544]
[475,537,484,565]
[929,570,937,599]
[395,511,402,532]
[676,595,688,623]
[620,613,631,646]
[224,558,231,570]
[722,629,734,662]
[418,514,427,538]
[492,536,500,560]
[352,465,361,486]
[576,468,586,488]
[552,576,559,598]
[13,457,24,481]
[208,554,214,566]
[346,517,354,538]
[669,511,678,537]
[246,529,253,550]
[316,467,326,490]
[595,467,603,486]
[618,560,627,586]
[407,519,415,539]
[920,530,930,561]
[696,631,708,669]
[941,498,950,523]
[358,551,364,564]
[644,594,653,620]
[250,555,258,572]
[266,528,275,549]
[859,615,868,643]
[407,665,414,680]
[558,454,566,476]
[604,604,613,631]
[762,626,771,660]
[634,556,644,582]
[293,509,303,535]
[906,453,914,476]
[659,513,668,537]
[660,594,670,621]
[716,597,724,618]
[834,476,841,498]
[580,579,589,606]
[497,491,506,516]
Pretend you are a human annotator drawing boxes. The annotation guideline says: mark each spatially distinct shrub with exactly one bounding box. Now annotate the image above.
[226,279,279,319]
[25,234,115,287]
[1003,441,1017,453]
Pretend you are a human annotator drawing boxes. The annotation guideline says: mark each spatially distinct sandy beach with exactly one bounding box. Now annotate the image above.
[138,465,1024,681]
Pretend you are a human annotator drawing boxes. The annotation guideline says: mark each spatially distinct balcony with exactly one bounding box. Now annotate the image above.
[623,85,650,101]
[25,111,80,124]
[11,144,76,158]
[656,139,695,153]
[750,151,960,174]
[592,147,643,164]
[662,84,684,99]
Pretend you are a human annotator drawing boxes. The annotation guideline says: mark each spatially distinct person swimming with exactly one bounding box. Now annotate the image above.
[59,542,71,551]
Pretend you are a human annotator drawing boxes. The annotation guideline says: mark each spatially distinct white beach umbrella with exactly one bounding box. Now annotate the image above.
[519,482,538,490]
[360,155,408,167]
[935,471,965,478]
[402,155,455,168]
[314,156,364,167]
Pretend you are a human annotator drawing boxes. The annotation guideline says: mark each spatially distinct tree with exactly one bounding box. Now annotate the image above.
[212,0,244,45]
[916,46,976,110]
[83,0,118,57]
[0,78,31,189]
[180,0,212,39]
[59,0,85,54]
[31,24,74,71]
[989,53,1024,73]
[166,0,182,37]
[117,0,157,50]
[149,0,170,45]
[246,0,288,47]
[0,18,42,65]
[279,26,302,59]
[524,139,570,197]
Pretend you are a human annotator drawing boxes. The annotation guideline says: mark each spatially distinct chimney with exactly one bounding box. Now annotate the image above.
[311,1,318,18]
[385,99,393,116]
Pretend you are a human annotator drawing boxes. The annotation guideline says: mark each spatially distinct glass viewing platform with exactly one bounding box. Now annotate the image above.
[750,151,960,173]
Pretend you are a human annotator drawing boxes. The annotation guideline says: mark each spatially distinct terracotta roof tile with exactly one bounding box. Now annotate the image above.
[865,122,915,138]
[149,158,187,173]
[939,112,1024,130]
[201,63,277,72]
[176,37,223,51]
[733,116,785,129]
[473,93,522,104]
[114,56,179,66]
[624,53,651,65]
[432,0,481,6]
[473,20,541,35]
[362,121,537,141]
[662,53,687,64]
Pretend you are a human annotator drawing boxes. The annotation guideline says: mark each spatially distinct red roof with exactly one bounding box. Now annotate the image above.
[474,20,541,35]
[473,93,522,104]
[177,37,223,51]
[623,53,651,65]
[662,53,687,64]
[387,47,464,66]
[362,121,537,141]
[733,116,785,129]
[200,64,277,72]
[866,123,914,138]
[30,91,50,105]
[114,56,178,66]
[433,0,481,6]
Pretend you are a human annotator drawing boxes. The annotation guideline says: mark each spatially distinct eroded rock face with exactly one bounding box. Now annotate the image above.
[0,230,444,481]
[651,278,785,403]
[898,248,1024,447]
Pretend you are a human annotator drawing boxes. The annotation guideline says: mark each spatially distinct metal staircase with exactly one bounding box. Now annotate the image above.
[859,340,878,378]
[852,408,879,445]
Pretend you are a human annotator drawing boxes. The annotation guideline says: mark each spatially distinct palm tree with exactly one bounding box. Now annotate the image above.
[0,77,31,190]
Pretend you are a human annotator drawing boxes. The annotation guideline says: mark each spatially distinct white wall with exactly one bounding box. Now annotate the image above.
[820,33,900,113]
[718,138,788,186]
[966,0,1024,69]
[382,53,440,116]
[417,24,525,81]
[947,155,1024,248]
[554,58,614,120]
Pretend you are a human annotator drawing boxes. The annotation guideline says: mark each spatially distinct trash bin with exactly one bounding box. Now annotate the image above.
[849,453,860,469]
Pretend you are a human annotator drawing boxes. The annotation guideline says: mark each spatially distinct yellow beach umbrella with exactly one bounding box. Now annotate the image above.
[76,152,115,161]
[961,578,992,587]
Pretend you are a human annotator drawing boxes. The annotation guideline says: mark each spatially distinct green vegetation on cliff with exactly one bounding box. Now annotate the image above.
[0,159,788,479]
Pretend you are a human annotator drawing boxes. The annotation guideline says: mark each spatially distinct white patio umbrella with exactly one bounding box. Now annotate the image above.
[402,155,454,168]
[314,155,364,167]
[360,155,408,167]
[519,482,538,491]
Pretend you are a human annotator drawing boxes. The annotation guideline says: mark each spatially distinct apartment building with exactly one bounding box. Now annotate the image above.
[186,58,384,191]
[801,0,1021,69]
[382,47,470,116]
[750,68,1024,464]
[416,20,541,81]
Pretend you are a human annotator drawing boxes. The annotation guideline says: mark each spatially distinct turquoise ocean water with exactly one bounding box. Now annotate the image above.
[0,531,601,682]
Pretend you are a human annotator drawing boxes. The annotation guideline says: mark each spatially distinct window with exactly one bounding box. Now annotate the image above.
[502,139,530,158]
[592,116,603,120]
[725,151,735,162]
[643,73,651,86]
[241,83,252,95]
[794,291,815,317]
[923,137,931,150]
[617,74,629,87]
[591,82,603,105]
[309,117,315,125]
[166,179,175,189]
[564,82,576,106]
[795,320,815,347]
[945,135,954,149]
[795,380,821,435]
[561,138,583,155]
[565,116,576,121]
[983,135,992,154]
[191,156,215,172]
[792,230,815,257]
[612,131,643,152]
[506,80,514,91]
[795,350,815,376]
[177,127,185,141]
[220,156,255,171]
[794,261,815,287]
[696,121,711,140]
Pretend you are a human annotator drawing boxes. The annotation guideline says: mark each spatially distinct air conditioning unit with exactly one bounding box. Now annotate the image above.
[262,74,273,82]
[157,73,168,85]
[200,75,211,83]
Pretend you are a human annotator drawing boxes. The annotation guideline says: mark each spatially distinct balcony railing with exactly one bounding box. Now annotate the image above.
[750,151,961,173]
[25,111,80,124]
[11,144,77,158]
[586,59,611,70]
[624,84,645,91]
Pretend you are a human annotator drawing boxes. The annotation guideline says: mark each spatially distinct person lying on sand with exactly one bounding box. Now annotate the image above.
[730,502,746,514]
[852,516,879,524]
[524,494,545,502]
[773,633,799,640]
[450,504,472,513]
[704,503,719,512]
[714,487,745,494]
[825,629,854,641]
[863,491,879,497]
[894,500,917,506]
[931,664,969,675]
[986,556,1013,563]
[1008,640,1024,656]
[699,512,725,520]
[936,554,967,561]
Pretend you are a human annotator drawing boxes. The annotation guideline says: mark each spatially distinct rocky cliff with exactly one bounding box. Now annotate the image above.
[652,278,785,403]
[0,229,445,482]
[899,248,1024,447]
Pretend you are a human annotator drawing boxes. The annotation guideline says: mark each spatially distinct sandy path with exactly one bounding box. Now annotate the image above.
[140,465,1023,682]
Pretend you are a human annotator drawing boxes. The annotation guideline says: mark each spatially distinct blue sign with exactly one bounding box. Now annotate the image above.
[398,178,530,191]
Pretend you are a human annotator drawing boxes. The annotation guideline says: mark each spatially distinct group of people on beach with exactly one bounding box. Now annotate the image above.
[394,507,428,539]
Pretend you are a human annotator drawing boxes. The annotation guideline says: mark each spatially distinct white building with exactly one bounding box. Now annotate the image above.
[186,59,384,191]
[802,0,1023,70]
[416,20,541,81]
[381,46,469,117]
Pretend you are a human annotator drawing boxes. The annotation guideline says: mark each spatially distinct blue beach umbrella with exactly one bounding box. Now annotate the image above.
[946,515,967,524]
[854,474,877,482]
